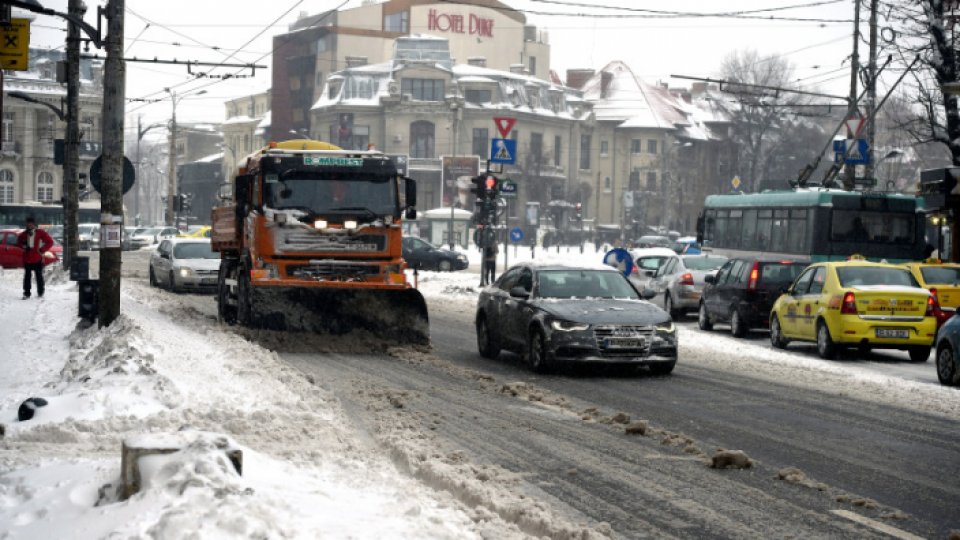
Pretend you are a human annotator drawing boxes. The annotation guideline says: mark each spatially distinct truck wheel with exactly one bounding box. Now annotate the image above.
[217,261,237,325]
[237,265,257,328]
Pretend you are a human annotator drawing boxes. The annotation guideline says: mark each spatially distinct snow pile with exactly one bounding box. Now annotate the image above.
[0,269,524,539]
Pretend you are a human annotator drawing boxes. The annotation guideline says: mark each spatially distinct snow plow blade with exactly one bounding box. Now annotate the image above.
[252,286,430,346]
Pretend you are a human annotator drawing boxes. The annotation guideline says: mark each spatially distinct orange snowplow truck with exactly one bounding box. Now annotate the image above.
[211,140,428,344]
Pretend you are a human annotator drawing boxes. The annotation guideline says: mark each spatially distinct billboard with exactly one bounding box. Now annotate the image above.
[441,155,480,207]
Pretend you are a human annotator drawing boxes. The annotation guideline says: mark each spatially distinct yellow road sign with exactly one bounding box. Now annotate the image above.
[731,175,742,190]
[0,18,30,71]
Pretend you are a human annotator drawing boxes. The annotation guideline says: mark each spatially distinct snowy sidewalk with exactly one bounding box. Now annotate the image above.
[0,268,521,539]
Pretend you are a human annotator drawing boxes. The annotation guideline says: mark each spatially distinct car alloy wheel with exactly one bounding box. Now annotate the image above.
[169,271,178,293]
[698,302,713,331]
[936,344,960,386]
[770,315,788,349]
[476,315,500,359]
[730,309,747,338]
[665,294,679,319]
[528,328,552,373]
[816,320,836,359]
[438,259,452,272]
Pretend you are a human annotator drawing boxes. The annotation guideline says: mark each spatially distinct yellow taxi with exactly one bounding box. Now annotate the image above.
[179,225,211,239]
[902,259,960,326]
[769,260,938,361]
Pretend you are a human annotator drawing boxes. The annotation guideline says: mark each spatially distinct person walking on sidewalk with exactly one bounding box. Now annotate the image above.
[481,242,498,286]
[17,217,54,299]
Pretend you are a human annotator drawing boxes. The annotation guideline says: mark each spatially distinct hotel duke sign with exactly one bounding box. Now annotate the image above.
[427,9,494,38]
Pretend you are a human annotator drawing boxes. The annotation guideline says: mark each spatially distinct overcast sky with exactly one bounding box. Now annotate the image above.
[23,0,859,138]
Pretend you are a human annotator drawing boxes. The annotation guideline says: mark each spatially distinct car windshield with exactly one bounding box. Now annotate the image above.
[538,270,640,299]
[682,256,726,270]
[78,225,96,234]
[920,266,960,285]
[173,242,218,259]
[266,174,397,217]
[758,262,807,284]
[837,266,919,288]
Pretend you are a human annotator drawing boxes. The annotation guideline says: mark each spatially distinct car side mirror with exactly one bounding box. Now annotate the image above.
[704,274,716,284]
[641,288,657,300]
[509,286,530,299]
[160,252,170,259]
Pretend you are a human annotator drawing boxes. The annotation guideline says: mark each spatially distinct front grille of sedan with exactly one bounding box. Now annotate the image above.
[193,269,219,277]
[593,325,655,357]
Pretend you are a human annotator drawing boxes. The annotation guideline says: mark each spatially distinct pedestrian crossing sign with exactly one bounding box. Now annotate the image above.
[490,138,516,164]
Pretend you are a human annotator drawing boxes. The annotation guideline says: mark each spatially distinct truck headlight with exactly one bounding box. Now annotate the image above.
[551,320,590,332]
[314,220,327,229]
[344,220,358,230]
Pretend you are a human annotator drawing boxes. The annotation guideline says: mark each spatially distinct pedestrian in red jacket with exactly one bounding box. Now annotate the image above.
[17,217,54,299]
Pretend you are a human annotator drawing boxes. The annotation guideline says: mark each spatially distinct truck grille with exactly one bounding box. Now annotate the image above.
[593,325,655,357]
[287,261,381,279]
[276,230,386,253]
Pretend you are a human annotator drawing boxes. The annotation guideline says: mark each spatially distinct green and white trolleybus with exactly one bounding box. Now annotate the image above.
[697,189,927,263]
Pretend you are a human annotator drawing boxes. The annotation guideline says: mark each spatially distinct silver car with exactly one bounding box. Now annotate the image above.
[651,253,728,319]
[77,223,100,250]
[149,238,220,293]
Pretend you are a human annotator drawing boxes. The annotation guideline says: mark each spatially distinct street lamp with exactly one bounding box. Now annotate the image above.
[165,88,206,227]
[7,92,66,121]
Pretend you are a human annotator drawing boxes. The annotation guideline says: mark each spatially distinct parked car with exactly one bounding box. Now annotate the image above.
[902,260,960,327]
[933,314,960,386]
[635,235,672,249]
[769,261,938,361]
[0,229,61,268]
[132,226,179,247]
[651,253,727,319]
[671,236,701,255]
[627,247,677,292]
[474,263,674,374]
[77,223,100,250]
[44,225,64,244]
[699,258,809,337]
[402,236,469,271]
[148,238,220,293]
[180,225,212,238]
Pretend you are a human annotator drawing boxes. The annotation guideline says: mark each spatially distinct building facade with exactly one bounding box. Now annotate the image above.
[310,36,590,245]
[1,49,103,208]
[221,90,271,180]
[272,0,550,143]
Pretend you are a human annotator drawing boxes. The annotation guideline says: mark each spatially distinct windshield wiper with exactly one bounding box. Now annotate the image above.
[330,206,379,219]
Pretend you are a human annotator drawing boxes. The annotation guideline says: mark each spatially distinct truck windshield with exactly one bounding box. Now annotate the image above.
[267,175,397,217]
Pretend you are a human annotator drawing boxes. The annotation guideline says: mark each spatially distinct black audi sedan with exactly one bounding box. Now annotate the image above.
[475,263,677,374]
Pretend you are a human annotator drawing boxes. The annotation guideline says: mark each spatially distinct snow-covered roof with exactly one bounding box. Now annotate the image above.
[196,152,223,163]
[256,111,272,129]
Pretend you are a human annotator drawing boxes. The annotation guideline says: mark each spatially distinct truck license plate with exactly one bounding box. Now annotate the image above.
[875,328,909,339]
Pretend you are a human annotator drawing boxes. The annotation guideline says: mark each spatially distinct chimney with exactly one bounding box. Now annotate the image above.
[565,69,594,90]
[467,56,487,68]
[600,71,613,98]
[510,63,526,75]
[345,56,368,68]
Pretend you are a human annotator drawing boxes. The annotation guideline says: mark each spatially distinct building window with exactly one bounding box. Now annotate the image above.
[410,121,435,158]
[530,132,543,164]
[629,170,640,191]
[600,140,609,156]
[243,134,250,153]
[384,11,409,32]
[554,135,562,166]
[0,169,14,203]
[647,139,658,154]
[631,139,641,154]
[603,176,611,192]
[316,36,328,52]
[464,89,491,104]
[472,128,488,158]
[352,126,370,150]
[579,134,591,170]
[528,56,536,75]
[646,172,657,191]
[37,171,54,201]
[2,112,14,143]
[401,78,444,101]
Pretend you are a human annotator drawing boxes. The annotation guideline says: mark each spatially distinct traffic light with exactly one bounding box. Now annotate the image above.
[484,175,498,197]
[575,203,583,222]
[470,175,487,199]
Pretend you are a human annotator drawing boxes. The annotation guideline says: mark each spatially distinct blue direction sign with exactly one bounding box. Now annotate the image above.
[833,139,870,165]
[490,138,517,165]
[509,227,524,243]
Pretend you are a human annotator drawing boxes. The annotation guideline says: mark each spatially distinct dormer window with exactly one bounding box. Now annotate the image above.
[464,89,491,104]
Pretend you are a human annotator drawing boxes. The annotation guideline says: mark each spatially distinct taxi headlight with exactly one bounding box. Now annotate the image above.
[656,321,676,334]
[551,320,590,332]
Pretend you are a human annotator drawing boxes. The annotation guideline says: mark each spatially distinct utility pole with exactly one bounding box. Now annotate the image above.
[62,0,83,272]
[863,0,879,183]
[98,0,125,328]
[166,90,177,227]
[843,0,861,190]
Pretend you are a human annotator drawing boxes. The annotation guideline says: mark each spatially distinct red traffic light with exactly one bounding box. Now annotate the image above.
[484,176,497,190]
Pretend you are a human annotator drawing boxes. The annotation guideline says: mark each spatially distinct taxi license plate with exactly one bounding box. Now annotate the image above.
[876,328,909,339]
[604,338,646,349]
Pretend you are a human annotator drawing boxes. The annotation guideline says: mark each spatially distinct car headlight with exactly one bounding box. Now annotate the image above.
[551,320,590,332]
[656,321,676,334]
[179,267,193,277]
[457,254,467,261]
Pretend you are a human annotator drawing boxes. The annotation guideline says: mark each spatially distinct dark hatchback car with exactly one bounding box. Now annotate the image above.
[402,236,469,272]
[698,258,809,337]
[934,315,960,386]
[474,263,676,374]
